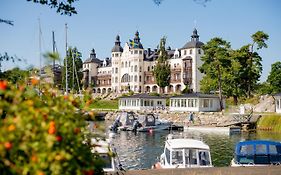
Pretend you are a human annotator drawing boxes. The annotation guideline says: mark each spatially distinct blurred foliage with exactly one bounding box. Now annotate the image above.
[0,80,106,174]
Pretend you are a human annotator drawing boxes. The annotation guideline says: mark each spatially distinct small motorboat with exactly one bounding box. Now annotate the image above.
[152,134,213,169]
[231,140,281,166]
[136,114,172,132]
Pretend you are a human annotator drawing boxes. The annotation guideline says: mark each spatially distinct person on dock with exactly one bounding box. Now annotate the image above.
[188,112,194,124]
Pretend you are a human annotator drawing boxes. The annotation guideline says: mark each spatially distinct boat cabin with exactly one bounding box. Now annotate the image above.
[160,138,212,168]
[274,93,281,114]
[231,140,281,166]
[169,93,224,112]
[119,93,166,111]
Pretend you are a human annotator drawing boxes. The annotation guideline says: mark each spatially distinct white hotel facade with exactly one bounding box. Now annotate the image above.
[82,29,204,94]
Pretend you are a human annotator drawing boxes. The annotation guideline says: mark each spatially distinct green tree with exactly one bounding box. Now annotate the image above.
[153,37,171,93]
[267,61,281,94]
[0,68,29,84]
[246,31,269,97]
[62,47,83,93]
[199,37,231,110]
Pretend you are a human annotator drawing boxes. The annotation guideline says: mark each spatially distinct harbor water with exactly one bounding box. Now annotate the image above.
[103,122,281,170]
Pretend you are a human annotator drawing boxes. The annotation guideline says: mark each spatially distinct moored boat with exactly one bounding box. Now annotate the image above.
[152,134,213,169]
[231,140,281,166]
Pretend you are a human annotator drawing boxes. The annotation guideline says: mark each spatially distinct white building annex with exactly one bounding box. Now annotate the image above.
[119,94,166,111]
[82,29,204,94]
[274,93,281,114]
[169,93,222,112]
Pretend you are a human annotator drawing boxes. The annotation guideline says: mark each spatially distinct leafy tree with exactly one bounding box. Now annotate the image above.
[62,47,83,93]
[0,68,29,85]
[267,61,281,94]
[26,0,78,16]
[153,37,171,93]
[199,38,231,110]
[0,80,105,175]
[255,81,273,95]
[246,31,269,97]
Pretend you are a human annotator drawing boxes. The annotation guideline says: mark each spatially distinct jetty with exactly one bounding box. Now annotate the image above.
[107,166,281,175]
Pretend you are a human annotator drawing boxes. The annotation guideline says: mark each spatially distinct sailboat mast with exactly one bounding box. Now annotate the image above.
[65,23,68,94]
[52,31,56,86]
[38,18,42,89]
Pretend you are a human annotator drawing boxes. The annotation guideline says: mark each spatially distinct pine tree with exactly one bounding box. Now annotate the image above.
[153,37,171,93]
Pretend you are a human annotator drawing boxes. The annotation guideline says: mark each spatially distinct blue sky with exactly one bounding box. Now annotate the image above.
[1,0,281,81]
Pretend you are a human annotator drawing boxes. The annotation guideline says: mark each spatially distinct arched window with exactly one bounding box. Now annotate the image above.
[121,74,130,82]
[115,67,118,73]
[134,75,137,82]
[148,66,150,71]
[125,61,128,67]
[134,65,137,72]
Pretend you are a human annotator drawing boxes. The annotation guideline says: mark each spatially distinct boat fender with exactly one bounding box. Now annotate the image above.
[152,162,162,169]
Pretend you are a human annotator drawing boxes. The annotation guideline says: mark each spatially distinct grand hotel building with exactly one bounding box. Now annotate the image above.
[82,29,204,94]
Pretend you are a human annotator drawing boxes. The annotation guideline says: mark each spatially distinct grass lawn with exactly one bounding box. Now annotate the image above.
[257,114,281,132]
[89,99,118,109]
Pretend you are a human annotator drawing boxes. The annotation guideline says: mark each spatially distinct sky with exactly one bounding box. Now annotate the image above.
[1,0,281,82]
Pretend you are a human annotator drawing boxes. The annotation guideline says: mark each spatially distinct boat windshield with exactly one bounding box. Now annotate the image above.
[171,149,201,166]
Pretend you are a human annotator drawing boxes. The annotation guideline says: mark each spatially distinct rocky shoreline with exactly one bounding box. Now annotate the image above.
[105,111,235,126]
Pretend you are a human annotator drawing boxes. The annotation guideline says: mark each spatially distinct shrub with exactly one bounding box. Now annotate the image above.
[0,80,104,174]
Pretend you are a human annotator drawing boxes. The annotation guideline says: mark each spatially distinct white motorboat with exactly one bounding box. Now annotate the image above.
[152,134,213,169]
[110,112,172,132]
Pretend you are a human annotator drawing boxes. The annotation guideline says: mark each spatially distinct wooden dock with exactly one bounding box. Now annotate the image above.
[107,166,281,175]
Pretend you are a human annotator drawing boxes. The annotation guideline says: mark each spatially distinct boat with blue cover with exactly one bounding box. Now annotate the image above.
[231,140,281,166]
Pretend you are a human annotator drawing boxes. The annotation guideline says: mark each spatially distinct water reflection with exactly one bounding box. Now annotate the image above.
[104,121,281,170]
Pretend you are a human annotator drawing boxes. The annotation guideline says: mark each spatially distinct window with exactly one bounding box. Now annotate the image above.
[139,66,142,72]
[277,99,280,109]
[115,67,118,73]
[139,50,143,54]
[112,68,114,73]
[172,150,183,165]
[203,99,209,108]
[147,66,150,71]
[152,66,154,70]
[134,75,137,82]
[139,76,142,82]
[115,53,119,57]
[122,62,124,68]
[134,65,138,72]
[157,101,162,105]
[125,61,128,67]
[134,50,138,54]
[184,50,187,55]
[165,148,171,164]
[256,144,267,154]
[190,49,192,54]
[131,66,133,72]
[199,151,211,166]
[129,61,131,67]
[115,77,118,83]
[198,49,201,54]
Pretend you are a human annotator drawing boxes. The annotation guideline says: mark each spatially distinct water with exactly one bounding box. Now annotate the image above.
[104,122,281,170]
